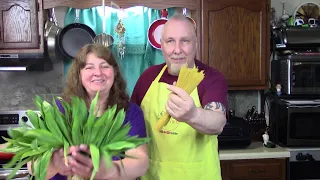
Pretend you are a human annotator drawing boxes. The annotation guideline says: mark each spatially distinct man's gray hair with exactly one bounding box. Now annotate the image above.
[161,14,197,37]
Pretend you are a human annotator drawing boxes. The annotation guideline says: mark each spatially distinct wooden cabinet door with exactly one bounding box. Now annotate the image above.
[220,158,286,180]
[202,0,270,90]
[0,0,41,52]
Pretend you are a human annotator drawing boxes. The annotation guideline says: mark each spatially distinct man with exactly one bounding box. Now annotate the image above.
[131,14,228,180]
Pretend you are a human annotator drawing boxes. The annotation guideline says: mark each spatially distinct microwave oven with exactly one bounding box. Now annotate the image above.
[271,54,320,95]
[267,96,320,147]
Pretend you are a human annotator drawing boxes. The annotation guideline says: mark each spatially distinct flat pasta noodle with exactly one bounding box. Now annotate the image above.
[154,65,204,132]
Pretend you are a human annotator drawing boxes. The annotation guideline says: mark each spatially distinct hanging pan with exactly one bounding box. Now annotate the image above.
[148,9,168,49]
[94,0,114,47]
[45,8,62,63]
[58,9,96,59]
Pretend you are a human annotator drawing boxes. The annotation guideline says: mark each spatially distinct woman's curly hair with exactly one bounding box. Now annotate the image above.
[62,43,129,112]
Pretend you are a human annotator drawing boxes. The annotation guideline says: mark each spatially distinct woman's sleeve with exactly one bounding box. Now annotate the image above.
[125,103,147,138]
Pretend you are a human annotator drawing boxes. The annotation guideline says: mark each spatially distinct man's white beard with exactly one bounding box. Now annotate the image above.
[168,63,182,76]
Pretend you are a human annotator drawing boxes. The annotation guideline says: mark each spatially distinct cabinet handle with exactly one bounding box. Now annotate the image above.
[0,26,2,42]
[248,169,266,173]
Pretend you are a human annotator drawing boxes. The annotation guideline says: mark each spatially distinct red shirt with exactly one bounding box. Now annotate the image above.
[131,60,228,109]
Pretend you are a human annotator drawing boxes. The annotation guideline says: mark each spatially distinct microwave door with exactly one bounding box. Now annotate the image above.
[291,62,320,93]
[287,104,320,146]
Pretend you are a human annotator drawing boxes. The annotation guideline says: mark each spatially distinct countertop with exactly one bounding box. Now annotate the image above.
[219,142,290,160]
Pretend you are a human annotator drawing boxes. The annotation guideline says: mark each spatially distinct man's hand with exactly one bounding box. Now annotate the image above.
[166,84,199,123]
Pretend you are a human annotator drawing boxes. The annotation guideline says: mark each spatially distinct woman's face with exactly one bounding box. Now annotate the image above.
[80,53,115,98]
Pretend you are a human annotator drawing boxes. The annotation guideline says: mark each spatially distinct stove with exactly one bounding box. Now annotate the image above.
[0,165,29,180]
[286,147,320,180]
[0,110,38,180]
[0,110,37,131]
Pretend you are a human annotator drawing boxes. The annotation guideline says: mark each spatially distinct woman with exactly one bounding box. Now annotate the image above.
[27,44,149,180]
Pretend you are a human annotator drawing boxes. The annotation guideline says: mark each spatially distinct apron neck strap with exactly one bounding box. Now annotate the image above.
[155,65,167,82]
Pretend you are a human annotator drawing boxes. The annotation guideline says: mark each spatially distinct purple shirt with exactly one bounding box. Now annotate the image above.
[131,59,228,109]
[51,102,146,180]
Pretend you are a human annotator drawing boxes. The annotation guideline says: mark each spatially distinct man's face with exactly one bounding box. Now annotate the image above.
[161,19,197,76]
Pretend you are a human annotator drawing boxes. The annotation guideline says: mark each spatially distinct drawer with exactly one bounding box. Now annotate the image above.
[229,160,282,179]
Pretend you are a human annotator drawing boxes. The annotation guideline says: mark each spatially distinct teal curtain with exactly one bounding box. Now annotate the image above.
[63,6,175,96]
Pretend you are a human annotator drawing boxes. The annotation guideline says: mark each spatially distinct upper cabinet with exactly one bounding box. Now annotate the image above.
[0,0,43,53]
[202,0,270,90]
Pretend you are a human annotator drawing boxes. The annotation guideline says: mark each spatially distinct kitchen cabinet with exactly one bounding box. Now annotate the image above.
[202,0,270,90]
[220,158,286,180]
[0,0,43,54]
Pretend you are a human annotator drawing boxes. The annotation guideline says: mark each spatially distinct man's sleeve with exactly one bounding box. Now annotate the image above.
[201,73,228,110]
[130,76,142,106]
[130,66,159,106]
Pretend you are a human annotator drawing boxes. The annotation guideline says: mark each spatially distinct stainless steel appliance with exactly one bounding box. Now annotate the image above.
[271,27,320,95]
[272,53,320,95]
[267,96,320,147]
[0,110,36,179]
[287,147,320,180]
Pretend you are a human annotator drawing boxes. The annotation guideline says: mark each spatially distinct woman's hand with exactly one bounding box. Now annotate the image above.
[51,148,73,176]
[69,144,117,179]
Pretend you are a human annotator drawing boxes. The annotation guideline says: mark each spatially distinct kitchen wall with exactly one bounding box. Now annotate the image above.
[1,1,318,115]
[0,61,260,117]
[272,0,320,18]
[0,61,64,111]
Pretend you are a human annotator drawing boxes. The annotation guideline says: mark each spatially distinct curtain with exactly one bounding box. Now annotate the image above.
[63,6,175,96]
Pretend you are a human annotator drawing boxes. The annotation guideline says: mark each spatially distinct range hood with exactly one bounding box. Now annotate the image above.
[0,53,53,71]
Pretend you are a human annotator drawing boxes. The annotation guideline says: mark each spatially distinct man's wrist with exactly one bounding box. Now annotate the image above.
[187,107,201,124]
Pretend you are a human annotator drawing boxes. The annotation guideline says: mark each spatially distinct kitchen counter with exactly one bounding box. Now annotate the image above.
[219,142,290,160]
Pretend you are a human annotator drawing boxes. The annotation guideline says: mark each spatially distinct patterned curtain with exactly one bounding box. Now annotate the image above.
[63,6,175,96]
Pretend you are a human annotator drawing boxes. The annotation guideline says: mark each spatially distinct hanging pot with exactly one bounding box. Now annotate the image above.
[45,8,62,63]
[147,9,168,49]
[94,0,114,47]
[57,9,96,59]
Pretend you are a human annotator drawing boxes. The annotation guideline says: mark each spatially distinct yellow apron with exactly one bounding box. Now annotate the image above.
[140,66,221,180]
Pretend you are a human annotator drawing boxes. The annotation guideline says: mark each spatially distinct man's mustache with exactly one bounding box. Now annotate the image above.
[170,56,185,59]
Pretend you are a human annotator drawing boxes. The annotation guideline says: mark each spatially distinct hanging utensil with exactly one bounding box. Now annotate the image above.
[280,1,289,21]
[94,0,114,47]
[183,8,196,28]
[113,1,126,59]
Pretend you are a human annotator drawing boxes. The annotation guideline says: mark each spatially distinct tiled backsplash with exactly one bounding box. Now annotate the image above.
[228,90,261,117]
[0,60,260,116]
[0,61,64,111]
